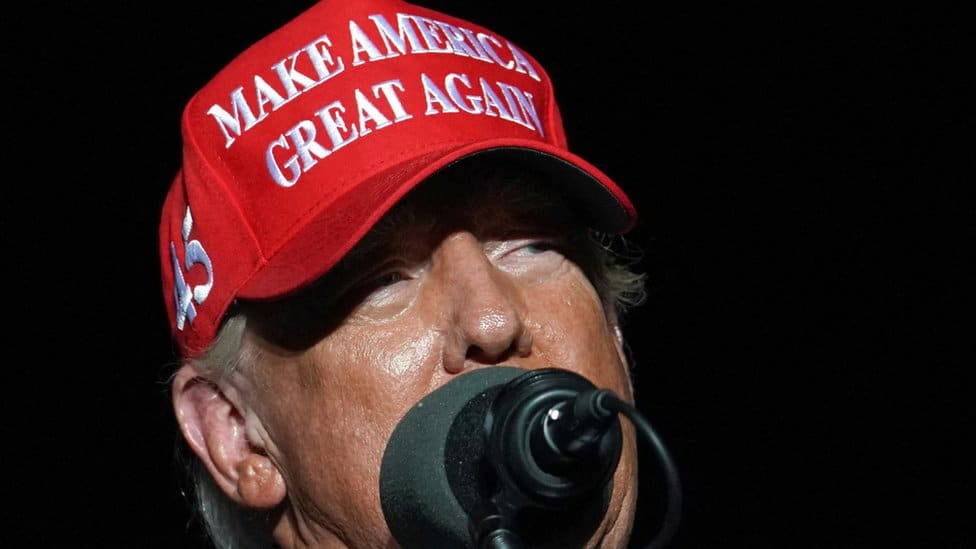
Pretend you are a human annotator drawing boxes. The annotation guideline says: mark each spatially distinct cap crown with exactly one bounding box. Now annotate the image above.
[160,0,634,356]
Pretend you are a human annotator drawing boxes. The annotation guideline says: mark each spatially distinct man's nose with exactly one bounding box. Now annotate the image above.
[434,232,532,373]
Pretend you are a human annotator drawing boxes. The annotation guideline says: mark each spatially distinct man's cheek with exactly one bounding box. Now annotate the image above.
[366,328,439,381]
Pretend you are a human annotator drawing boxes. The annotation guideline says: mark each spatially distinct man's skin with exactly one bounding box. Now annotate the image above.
[171,176,640,548]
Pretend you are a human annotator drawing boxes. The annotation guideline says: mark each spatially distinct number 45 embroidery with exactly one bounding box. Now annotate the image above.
[170,206,213,331]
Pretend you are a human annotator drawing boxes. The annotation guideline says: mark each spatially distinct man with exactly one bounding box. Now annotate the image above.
[159,0,659,547]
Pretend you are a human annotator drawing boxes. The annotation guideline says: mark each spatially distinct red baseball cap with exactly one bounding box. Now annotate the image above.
[160,0,637,357]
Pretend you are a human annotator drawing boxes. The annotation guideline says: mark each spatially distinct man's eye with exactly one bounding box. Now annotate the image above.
[374,271,407,287]
[493,238,567,282]
[511,240,564,258]
[523,241,557,254]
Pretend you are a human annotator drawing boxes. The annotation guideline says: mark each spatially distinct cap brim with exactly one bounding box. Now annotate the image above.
[237,138,636,301]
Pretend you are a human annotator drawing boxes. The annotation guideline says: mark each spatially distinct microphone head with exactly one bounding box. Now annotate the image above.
[380,366,617,548]
[485,368,623,510]
[379,366,525,548]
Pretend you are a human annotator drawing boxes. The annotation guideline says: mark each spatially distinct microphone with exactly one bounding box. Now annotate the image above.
[483,368,623,513]
[379,366,623,548]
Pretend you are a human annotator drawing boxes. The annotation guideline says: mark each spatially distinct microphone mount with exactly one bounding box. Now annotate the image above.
[484,368,623,512]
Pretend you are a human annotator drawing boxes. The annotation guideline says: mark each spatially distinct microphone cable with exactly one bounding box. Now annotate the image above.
[529,387,682,549]
[597,390,682,549]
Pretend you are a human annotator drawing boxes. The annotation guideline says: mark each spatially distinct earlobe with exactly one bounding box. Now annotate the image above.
[171,362,286,509]
[237,453,287,508]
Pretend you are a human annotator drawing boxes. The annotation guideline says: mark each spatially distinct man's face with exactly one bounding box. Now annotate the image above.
[238,175,639,547]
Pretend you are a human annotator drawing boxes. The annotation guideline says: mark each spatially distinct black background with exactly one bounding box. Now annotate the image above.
[4,1,970,547]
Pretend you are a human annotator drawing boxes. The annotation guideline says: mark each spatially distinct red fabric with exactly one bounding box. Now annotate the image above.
[159,0,636,356]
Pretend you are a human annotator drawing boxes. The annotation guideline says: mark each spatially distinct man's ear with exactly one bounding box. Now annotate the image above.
[171,362,286,509]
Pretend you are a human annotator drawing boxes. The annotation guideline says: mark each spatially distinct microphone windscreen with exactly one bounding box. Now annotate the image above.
[379,366,526,548]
